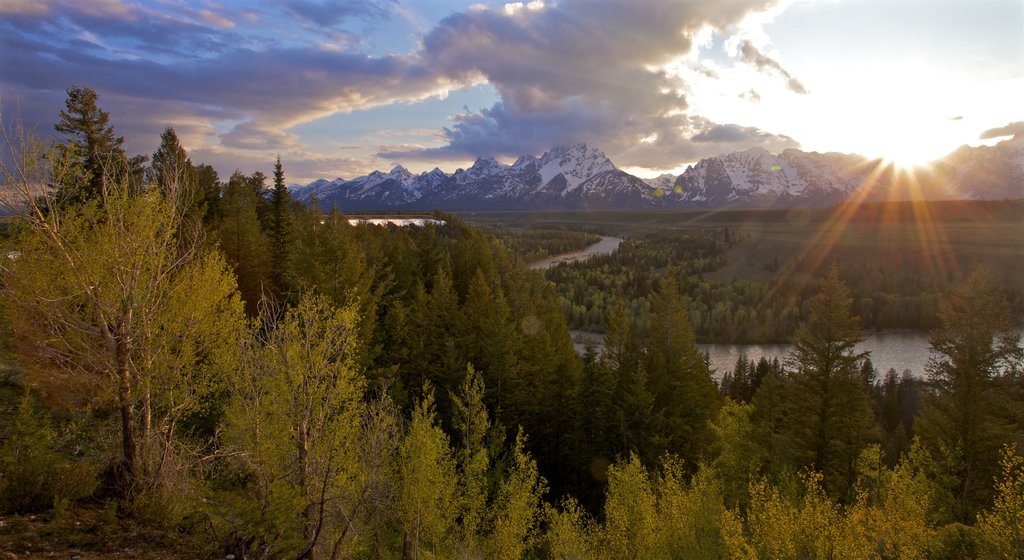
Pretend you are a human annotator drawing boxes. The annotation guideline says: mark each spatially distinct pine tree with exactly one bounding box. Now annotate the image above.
[268,156,293,301]
[449,364,491,552]
[53,86,131,203]
[149,127,197,211]
[604,302,654,462]
[781,264,874,501]
[917,268,1023,522]
[213,172,270,314]
[645,276,719,463]
[193,163,221,220]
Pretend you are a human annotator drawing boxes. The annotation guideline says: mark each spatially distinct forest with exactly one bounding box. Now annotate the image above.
[0,87,1021,559]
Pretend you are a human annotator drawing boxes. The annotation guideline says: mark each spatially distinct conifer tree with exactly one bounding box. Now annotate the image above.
[604,302,655,462]
[52,86,138,203]
[917,268,1023,522]
[149,127,198,211]
[214,172,270,314]
[450,364,491,552]
[268,156,293,301]
[645,276,719,463]
[781,264,874,501]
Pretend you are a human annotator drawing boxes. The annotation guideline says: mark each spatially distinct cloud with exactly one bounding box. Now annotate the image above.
[1,0,801,179]
[737,40,807,94]
[691,122,797,146]
[399,0,786,168]
[740,88,761,102]
[199,10,235,29]
[979,121,1024,139]
[284,0,394,27]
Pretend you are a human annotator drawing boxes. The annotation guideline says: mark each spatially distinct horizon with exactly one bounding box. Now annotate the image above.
[1,0,1022,183]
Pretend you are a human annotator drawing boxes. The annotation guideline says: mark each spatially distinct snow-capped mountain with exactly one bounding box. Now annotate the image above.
[668,147,877,206]
[292,143,659,211]
[291,136,1024,211]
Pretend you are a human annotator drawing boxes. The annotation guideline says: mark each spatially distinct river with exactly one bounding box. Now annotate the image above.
[539,236,1019,378]
[528,236,624,270]
[571,329,1024,379]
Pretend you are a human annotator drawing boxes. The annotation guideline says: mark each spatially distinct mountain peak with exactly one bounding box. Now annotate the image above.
[468,157,506,175]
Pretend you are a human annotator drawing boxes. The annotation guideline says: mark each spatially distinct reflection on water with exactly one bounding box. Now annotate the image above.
[571,329,1024,380]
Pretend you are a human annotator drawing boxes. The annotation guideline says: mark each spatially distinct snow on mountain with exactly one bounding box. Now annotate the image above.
[644,173,677,193]
[292,138,1024,211]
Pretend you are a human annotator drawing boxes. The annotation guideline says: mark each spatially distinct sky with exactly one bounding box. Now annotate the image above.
[1,0,1021,184]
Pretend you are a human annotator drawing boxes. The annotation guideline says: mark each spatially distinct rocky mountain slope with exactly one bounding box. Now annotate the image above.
[291,136,1024,211]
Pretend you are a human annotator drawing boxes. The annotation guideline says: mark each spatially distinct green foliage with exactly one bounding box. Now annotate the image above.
[476,223,600,263]
[779,264,875,501]
[489,428,546,559]
[213,171,271,314]
[267,156,294,302]
[645,276,719,463]
[3,181,244,501]
[52,86,133,203]
[450,364,491,550]
[399,385,458,557]
[917,268,1023,522]
[711,399,767,507]
[149,127,197,210]
[0,393,97,514]
[225,293,365,558]
[977,446,1024,559]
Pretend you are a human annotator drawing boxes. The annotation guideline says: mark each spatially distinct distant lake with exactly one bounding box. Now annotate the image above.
[570,329,1024,379]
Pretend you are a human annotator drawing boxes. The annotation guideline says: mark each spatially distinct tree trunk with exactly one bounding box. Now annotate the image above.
[299,416,315,560]
[118,348,137,497]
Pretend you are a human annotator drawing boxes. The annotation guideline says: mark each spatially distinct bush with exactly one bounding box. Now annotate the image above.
[0,392,97,514]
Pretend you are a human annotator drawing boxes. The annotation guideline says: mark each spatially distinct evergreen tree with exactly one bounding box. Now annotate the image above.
[450,365,491,553]
[781,264,874,501]
[52,86,139,203]
[645,276,719,464]
[268,156,293,301]
[213,172,270,314]
[193,163,221,220]
[917,268,1023,522]
[604,302,655,462]
[149,127,197,210]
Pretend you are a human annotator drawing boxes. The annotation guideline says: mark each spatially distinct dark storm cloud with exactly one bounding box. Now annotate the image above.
[979,121,1024,139]
[737,40,808,94]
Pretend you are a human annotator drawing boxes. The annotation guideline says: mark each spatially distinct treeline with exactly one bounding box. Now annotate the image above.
[544,230,1022,342]
[472,224,601,263]
[0,87,1022,559]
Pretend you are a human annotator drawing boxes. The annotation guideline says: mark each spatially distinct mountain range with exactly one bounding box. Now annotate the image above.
[290,135,1024,211]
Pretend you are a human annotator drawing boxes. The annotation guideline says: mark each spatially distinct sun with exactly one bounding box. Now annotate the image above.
[879,140,942,170]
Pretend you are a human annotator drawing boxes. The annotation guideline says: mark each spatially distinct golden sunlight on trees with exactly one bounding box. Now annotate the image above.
[225,294,364,559]
[1,122,243,507]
